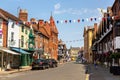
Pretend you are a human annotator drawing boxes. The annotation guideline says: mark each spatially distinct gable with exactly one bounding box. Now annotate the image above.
[40,26,49,38]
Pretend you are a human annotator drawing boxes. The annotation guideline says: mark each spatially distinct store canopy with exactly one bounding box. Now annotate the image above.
[0,48,20,55]
[11,47,30,54]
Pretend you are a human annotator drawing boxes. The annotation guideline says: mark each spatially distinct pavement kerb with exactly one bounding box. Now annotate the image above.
[0,62,64,75]
[0,66,31,75]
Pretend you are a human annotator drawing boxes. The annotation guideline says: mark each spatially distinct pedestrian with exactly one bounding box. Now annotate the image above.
[94,59,99,69]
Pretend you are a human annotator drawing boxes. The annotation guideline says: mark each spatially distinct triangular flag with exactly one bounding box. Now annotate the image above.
[82,19,84,22]
[78,19,80,23]
[57,21,59,24]
[94,18,97,21]
[65,20,67,23]
[90,18,93,21]
[73,20,76,23]
[69,20,72,23]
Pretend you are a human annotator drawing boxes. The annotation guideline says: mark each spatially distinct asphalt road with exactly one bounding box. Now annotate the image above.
[0,62,86,80]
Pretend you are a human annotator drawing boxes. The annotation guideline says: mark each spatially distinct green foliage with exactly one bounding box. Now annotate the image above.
[110,53,120,59]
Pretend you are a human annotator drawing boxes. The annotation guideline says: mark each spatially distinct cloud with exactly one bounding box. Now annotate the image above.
[54,3,61,10]
[54,6,100,16]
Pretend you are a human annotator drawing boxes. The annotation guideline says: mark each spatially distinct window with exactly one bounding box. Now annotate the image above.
[22,26,24,32]
[11,22,14,28]
[0,34,2,39]
[21,35,24,47]
[11,32,14,41]
[115,27,120,36]
[25,29,27,34]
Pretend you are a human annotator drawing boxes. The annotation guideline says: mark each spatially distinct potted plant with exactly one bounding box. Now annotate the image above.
[109,53,120,75]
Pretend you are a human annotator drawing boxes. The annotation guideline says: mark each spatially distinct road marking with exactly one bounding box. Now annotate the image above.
[85,74,89,80]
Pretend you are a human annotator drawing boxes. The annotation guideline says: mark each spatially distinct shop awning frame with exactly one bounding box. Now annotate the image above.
[10,47,30,54]
[0,48,20,55]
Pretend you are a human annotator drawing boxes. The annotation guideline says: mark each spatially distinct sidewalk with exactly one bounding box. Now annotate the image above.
[87,64,120,80]
[0,62,63,75]
[0,66,31,75]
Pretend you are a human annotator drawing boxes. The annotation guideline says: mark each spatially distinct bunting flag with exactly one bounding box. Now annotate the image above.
[0,16,116,25]
[56,16,114,24]
[62,39,84,43]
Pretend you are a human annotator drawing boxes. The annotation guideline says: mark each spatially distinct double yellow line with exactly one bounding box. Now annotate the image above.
[85,74,89,80]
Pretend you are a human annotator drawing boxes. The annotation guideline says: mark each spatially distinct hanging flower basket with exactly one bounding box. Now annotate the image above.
[109,52,120,59]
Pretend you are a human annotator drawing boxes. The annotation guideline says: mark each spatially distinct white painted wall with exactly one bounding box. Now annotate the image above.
[114,37,120,49]
[7,20,20,48]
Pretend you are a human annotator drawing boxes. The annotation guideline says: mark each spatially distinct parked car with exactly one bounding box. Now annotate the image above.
[46,59,58,68]
[31,58,49,70]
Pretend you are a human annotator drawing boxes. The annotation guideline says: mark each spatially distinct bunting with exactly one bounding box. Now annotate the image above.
[62,39,84,43]
[0,16,115,25]
[56,16,114,24]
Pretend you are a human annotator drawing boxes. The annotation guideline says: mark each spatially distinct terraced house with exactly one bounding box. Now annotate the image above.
[92,0,120,66]
[0,8,59,71]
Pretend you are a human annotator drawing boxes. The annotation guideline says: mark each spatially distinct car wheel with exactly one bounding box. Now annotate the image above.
[47,65,50,68]
[42,66,45,70]
[53,64,56,68]
[31,67,34,70]
[55,64,58,67]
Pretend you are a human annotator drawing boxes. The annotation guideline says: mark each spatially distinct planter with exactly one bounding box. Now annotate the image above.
[110,66,114,73]
[110,66,120,75]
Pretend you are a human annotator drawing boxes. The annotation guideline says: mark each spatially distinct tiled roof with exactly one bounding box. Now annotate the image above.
[0,12,8,20]
[0,8,20,21]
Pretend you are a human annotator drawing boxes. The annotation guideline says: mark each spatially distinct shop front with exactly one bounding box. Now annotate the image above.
[0,47,20,71]
[10,47,31,66]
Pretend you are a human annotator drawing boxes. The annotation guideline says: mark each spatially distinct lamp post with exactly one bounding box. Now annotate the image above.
[36,31,42,59]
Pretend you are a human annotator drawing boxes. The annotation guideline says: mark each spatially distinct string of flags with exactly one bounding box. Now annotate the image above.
[56,16,114,24]
[0,16,117,25]
[62,39,84,43]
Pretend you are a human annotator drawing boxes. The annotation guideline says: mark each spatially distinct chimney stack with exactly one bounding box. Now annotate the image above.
[19,9,28,22]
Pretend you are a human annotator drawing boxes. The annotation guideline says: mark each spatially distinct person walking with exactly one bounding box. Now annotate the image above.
[94,59,99,69]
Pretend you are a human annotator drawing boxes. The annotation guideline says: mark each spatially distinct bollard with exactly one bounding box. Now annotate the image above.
[85,69,88,74]
[85,65,89,74]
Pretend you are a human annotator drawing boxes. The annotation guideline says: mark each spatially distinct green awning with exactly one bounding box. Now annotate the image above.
[11,47,30,54]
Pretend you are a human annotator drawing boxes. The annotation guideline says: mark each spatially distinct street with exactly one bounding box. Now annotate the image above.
[0,62,86,80]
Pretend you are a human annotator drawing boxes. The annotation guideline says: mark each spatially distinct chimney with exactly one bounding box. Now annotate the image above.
[38,19,44,27]
[94,23,97,35]
[30,18,37,24]
[19,9,28,22]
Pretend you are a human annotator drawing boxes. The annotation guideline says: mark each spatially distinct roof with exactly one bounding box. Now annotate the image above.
[0,12,8,20]
[0,8,21,21]
[50,16,58,34]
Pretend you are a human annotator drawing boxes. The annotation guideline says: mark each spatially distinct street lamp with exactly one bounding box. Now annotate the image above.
[18,38,21,71]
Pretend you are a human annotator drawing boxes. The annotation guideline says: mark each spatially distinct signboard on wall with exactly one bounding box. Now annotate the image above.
[114,37,120,49]
[0,30,2,46]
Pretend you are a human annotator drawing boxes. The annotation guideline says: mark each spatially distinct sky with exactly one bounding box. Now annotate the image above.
[0,0,114,49]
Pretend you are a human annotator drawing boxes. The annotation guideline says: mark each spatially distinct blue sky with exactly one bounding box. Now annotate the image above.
[0,0,114,49]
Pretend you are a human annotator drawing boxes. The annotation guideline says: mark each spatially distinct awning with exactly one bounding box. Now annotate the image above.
[0,48,20,55]
[11,47,30,54]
